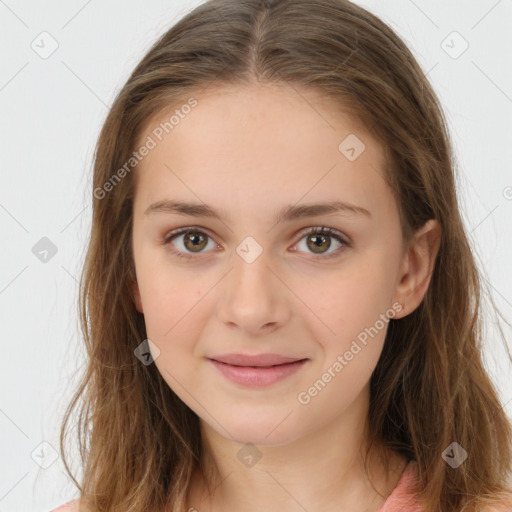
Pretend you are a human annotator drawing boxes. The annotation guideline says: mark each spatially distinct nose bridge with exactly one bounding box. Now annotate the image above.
[216,234,288,332]
[229,234,275,298]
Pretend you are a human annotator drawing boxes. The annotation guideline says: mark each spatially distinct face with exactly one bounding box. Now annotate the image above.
[130,83,409,447]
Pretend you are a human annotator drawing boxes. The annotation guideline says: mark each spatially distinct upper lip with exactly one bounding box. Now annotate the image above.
[209,353,307,367]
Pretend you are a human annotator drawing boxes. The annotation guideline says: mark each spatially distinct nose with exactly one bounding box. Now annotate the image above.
[216,249,291,336]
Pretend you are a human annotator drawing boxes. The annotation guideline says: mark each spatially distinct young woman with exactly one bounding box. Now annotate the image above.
[53,0,512,510]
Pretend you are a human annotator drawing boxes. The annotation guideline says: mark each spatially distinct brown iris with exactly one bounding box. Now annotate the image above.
[183,231,208,252]
[306,233,331,254]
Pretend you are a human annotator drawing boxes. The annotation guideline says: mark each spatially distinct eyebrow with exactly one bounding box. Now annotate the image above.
[144,199,371,224]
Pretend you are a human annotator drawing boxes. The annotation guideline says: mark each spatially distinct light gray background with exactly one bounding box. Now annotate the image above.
[0,1,511,510]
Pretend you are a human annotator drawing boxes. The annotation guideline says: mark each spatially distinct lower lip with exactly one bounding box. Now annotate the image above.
[208,359,308,387]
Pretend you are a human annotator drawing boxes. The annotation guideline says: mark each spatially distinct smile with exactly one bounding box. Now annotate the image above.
[208,358,308,387]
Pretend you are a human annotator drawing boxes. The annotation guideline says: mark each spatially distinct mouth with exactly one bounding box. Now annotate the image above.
[208,353,306,367]
[207,357,309,387]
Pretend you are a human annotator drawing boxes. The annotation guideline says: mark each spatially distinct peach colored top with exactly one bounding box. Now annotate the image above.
[377,460,423,511]
[50,501,80,512]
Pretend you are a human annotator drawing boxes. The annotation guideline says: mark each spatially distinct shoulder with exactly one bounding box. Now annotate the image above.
[381,461,512,512]
[50,499,81,512]
[475,506,512,512]
[479,504,512,512]
[379,460,423,511]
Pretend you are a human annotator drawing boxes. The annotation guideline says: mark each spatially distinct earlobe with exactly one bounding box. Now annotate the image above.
[392,219,441,319]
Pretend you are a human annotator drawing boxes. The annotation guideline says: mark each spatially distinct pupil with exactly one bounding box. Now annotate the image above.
[310,234,330,253]
[187,232,205,250]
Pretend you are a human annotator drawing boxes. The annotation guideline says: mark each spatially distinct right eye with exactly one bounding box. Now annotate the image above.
[162,227,219,260]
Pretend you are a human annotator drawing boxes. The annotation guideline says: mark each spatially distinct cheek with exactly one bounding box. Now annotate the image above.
[305,262,396,335]
[292,270,394,418]
[296,250,400,378]
[133,257,203,362]
[133,239,200,327]
[142,282,203,344]
[141,276,207,392]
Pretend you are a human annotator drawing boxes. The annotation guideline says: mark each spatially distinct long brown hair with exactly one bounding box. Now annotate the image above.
[59,0,512,510]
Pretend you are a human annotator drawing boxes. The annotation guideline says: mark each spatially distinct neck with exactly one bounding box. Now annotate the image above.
[186,389,407,512]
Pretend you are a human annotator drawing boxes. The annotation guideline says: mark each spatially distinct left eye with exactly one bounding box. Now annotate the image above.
[293,226,349,259]
[162,226,350,260]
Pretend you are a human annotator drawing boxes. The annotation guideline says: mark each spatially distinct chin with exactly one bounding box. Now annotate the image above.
[209,412,306,448]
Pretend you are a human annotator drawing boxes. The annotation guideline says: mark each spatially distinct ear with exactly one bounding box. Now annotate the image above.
[392,219,441,319]
[131,279,144,314]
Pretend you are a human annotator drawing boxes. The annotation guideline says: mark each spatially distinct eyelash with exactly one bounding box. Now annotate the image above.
[162,226,351,261]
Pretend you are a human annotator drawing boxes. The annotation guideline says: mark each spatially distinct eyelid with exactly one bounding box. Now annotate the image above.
[162,225,215,244]
[293,226,351,259]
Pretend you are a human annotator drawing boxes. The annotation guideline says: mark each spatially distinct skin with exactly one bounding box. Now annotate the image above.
[130,82,441,512]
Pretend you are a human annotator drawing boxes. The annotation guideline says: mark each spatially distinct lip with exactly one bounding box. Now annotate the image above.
[207,353,308,387]
[209,353,305,367]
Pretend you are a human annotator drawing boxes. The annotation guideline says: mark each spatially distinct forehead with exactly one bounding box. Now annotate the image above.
[133,83,391,219]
